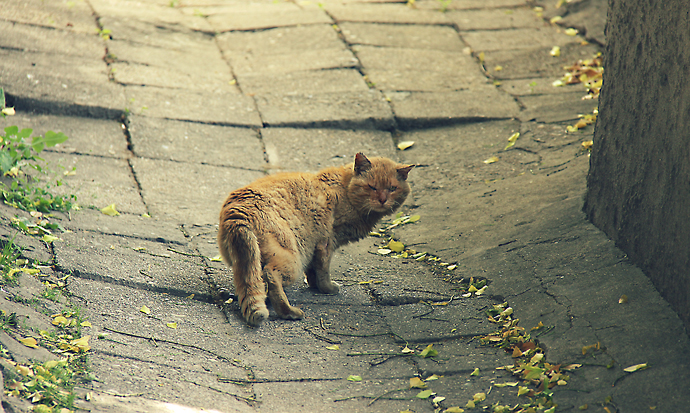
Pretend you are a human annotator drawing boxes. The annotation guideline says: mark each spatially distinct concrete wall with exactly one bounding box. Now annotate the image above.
[584,0,690,331]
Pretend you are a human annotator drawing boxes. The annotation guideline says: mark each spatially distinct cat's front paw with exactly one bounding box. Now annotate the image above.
[319,281,340,295]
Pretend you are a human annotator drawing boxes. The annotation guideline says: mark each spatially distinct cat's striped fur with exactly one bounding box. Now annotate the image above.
[218,153,413,326]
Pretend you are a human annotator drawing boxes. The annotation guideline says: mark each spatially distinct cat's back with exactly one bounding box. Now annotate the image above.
[221,169,344,222]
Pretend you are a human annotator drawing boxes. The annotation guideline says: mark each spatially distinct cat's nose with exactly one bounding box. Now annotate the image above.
[378,191,388,204]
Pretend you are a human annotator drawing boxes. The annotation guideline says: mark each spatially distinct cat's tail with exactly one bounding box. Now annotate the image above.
[218,219,269,326]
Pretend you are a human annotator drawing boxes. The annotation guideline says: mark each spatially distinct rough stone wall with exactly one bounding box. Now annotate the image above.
[584,0,690,331]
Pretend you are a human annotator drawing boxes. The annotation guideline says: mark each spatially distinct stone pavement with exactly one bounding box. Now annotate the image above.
[1,0,689,412]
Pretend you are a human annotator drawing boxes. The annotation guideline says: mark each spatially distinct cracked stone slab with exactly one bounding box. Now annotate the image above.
[325,3,451,24]
[481,42,602,80]
[238,69,370,96]
[41,152,147,215]
[99,15,211,48]
[123,86,262,127]
[261,127,396,173]
[1,113,129,159]
[518,92,599,122]
[414,0,529,9]
[56,208,188,245]
[252,378,432,412]
[382,299,498,343]
[0,0,98,33]
[498,77,577,96]
[385,87,520,128]
[130,157,265,226]
[355,45,486,91]
[217,24,345,55]
[0,205,54,264]
[90,0,213,33]
[0,49,125,118]
[395,120,529,190]
[206,3,331,32]
[228,49,359,77]
[447,7,547,31]
[0,20,103,58]
[339,22,465,50]
[127,116,265,170]
[56,232,210,299]
[461,27,577,52]
[107,39,236,93]
[255,90,394,130]
[415,340,509,377]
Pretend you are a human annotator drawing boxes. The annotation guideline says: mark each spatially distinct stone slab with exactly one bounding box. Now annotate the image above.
[1,113,129,159]
[0,206,53,264]
[216,24,345,55]
[339,22,465,50]
[394,120,529,192]
[385,87,520,128]
[0,20,103,58]
[123,86,262,127]
[56,231,210,299]
[518,92,599,123]
[255,90,394,130]
[481,42,602,80]
[90,0,213,33]
[66,277,254,412]
[261,127,395,173]
[57,208,187,245]
[355,45,486,91]
[0,49,125,118]
[498,77,576,96]
[228,49,358,77]
[0,0,98,33]
[415,0,528,9]
[447,7,547,30]
[238,69,369,96]
[325,3,451,24]
[129,157,265,225]
[127,116,265,170]
[206,3,331,31]
[382,299,498,343]
[41,152,147,215]
[98,15,209,48]
[461,27,577,52]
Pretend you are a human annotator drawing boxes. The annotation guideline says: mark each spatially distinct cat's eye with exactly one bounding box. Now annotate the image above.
[389,186,398,192]
[368,184,377,191]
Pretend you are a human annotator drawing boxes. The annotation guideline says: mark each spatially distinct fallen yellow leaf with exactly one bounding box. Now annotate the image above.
[71,335,91,352]
[623,363,648,372]
[410,377,427,389]
[101,204,120,217]
[166,322,177,329]
[483,156,498,164]
[140,305,151,314]
[397,141,415,151]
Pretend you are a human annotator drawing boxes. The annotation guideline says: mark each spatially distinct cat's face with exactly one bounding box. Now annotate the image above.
[350,153,413,214]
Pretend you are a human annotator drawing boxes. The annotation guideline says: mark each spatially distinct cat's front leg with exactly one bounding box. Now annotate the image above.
[307,239,339,295]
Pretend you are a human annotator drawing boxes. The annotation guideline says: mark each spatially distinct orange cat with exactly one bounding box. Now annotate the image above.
[218,153,413,326]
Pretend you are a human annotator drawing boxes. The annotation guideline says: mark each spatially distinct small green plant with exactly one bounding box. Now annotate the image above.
[0,236,22,285]
[1,88,77,213]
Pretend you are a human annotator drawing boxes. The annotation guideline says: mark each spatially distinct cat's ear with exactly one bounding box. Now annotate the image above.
[354,152,372,175]
[397,164,414,181]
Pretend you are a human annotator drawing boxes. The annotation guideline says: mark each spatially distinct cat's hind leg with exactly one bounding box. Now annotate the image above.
[264,252,305,320]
